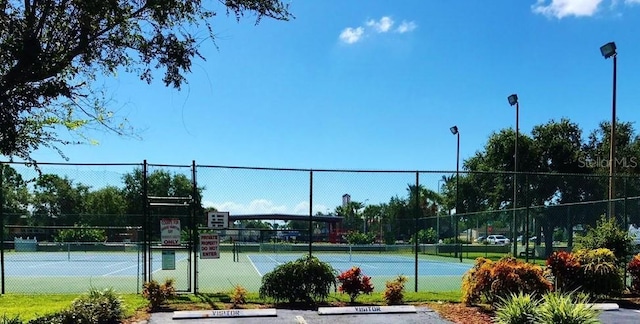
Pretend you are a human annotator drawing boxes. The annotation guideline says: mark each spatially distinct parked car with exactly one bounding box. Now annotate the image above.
[486,235,510,245]
[475,236,486,243]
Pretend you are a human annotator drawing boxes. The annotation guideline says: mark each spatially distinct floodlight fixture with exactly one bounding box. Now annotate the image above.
[600,42,617,59]
[508,94,518,106]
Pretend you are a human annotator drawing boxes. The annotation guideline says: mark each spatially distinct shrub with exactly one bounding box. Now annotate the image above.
[575,215,635,267]
[627,254,640,293]
[493,292,540,324]
[143,278,177,310]
[535,291,600,324]
[231,285,248,308]
[409,228,438,244]
[26,312,71,324]
[54,225,107,242]
[345,231,375,245]
[259,255,336,304]
[66,287,124,324]
[383,275,407,305]
[337,266,374,303]
[461,257,552,305]
[461,257,493,305]
[546,251,581,292]
[1,315,22,324]
[574,248,623,297]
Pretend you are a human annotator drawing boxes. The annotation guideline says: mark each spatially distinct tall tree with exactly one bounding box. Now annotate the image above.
[121,168,204,221]
[84,185,127,226]
[1,164,30,225]
[0,0,292,163]
[335,200,365,232]
[32,174,89,226]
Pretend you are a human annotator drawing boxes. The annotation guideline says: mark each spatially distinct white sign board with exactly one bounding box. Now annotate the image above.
[207,211,229,229]
[160,218,181,246]
[173,309,277,319]
[318,305,416,315]
[200,233,220,259]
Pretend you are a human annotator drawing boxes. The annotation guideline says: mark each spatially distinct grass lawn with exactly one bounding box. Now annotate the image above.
[0,293,148,322]
[0,290,461,322]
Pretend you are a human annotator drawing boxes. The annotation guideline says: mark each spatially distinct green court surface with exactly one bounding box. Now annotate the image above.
[2,247,475,294]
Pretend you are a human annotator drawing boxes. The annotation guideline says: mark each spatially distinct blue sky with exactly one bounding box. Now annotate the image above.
[15,0,640,215]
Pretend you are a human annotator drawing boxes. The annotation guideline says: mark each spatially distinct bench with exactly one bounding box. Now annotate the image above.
[519,247,535,257]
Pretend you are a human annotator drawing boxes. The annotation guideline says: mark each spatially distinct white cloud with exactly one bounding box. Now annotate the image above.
[339,27,364,44]
[626,0,640,4]
[203,199,287,214]
[203,199,330,215]
[366,16,394,33]
[532,0,604,18]
[396,21,417,33]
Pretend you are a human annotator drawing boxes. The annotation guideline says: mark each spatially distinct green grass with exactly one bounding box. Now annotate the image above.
[0,293,148,322]
[162,290,462,310]
[0,289,461,321]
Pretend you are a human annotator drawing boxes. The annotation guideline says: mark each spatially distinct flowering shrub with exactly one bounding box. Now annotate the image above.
[546,251,581,292]
[462,257,552,306]
[627,254,640,293]
[383,275,407,305]
[337,266,374,303]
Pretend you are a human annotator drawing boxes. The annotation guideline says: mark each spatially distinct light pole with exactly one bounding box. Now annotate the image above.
[600,41,617,219]
[437,176,445,241]
[361,199,369,234]
[508,94,519,258]
[450,126,461,262]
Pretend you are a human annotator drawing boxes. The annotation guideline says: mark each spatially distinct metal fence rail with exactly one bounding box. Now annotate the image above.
[1,161,636,294]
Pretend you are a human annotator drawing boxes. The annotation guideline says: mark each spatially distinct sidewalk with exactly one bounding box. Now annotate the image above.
[145,307,455,324]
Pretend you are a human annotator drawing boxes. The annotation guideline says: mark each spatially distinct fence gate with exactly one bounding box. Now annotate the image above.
[143,161,199,293]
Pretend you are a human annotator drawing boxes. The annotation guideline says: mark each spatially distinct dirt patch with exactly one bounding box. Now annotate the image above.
[426,302,493,324]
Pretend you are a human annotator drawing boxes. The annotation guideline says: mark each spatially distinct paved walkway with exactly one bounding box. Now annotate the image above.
[142,306,640,324]
[146,307,454,324]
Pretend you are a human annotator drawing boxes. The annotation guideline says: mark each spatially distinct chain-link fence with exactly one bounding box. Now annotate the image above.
[1,161,637,294]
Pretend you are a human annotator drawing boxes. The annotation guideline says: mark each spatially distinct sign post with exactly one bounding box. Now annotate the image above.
[200,234,220,259]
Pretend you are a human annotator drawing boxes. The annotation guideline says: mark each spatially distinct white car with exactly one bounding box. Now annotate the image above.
[486,235,510,245]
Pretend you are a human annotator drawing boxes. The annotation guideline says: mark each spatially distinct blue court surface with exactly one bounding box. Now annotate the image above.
[2,251,190,277]
[247,253,473,277]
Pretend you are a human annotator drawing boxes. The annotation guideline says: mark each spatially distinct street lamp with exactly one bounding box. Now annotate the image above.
[362,199,369,233]
[450,126,461,262]
[508,94,519,258]
[437,176,446,240]
[600,41,617,219]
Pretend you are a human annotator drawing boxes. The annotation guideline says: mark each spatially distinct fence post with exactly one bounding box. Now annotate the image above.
[192,160,198,294]
[142,160,149,285]
[309,170,313,257]
[1,163,4,294]
[525,173,530,263]
[414,171,419,292]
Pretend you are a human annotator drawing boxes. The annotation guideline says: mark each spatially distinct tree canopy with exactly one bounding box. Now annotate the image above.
[0,0,292,163]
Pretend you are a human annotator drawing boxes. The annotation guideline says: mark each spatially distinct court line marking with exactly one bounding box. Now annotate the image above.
[247,256,263,277]
[28,261,67,268]
[103,264,139,277]
[266,255,283,265]
[103,262,129,269]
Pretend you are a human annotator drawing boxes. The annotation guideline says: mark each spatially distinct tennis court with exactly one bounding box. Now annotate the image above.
[245,252,473,292]
[2,248,191,293]
[2,246,474,293]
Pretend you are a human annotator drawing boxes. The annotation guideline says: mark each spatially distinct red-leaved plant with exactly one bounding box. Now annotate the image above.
[337,266,374,303]
[546,251,581,292]
[627,254,640,293]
